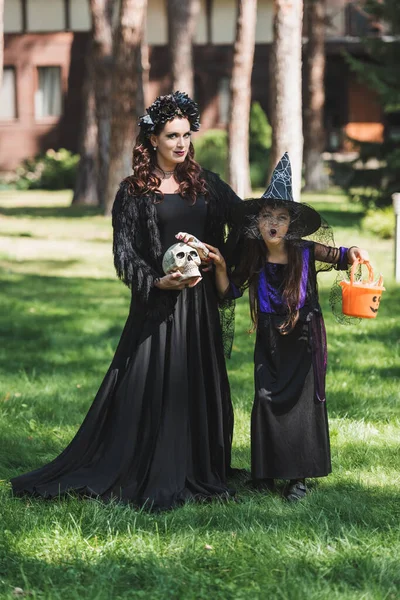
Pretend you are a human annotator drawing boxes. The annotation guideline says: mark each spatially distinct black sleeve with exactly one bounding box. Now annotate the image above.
[215,176,242,227]
[202,169,242,226]
[112,183,160,303]
[314,243,341,265]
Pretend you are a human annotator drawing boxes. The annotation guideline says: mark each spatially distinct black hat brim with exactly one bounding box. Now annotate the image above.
[232,197,322,238]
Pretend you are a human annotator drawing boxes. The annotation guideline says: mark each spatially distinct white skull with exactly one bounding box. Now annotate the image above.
[162,242,202,279]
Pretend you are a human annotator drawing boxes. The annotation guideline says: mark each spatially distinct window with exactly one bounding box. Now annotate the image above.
[35,67,62,119]
[27,0,65,32]
[0,68,17,120]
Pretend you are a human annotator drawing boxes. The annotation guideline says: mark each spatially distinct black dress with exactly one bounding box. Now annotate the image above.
[250,248,331,481]
[11,188,237,510]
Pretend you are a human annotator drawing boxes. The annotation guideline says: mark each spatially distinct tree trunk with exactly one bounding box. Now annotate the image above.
[91,0,115,209]
[104,0,148,216]
[136,17,150,115]
[71,41,99,206]
[167,0,200,97]
[0,0,4,91]
[228,0,257,197]
[303,0,328,191]
[269,0,303,201]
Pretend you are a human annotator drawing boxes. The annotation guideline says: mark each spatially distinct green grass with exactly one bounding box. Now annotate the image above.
[0,189,399,600]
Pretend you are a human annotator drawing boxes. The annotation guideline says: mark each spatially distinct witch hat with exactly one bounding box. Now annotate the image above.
[233,152,321,237]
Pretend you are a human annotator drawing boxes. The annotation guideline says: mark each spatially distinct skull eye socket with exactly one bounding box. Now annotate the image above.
[189,251,198,257]
[176,252,185,259]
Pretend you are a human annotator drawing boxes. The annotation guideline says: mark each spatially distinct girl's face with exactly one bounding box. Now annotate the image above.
[150,117,192,170]
[258,206,290,245]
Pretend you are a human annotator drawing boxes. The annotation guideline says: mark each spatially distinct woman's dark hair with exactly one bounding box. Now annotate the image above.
[231,236,304,334]
[125,121,207,204]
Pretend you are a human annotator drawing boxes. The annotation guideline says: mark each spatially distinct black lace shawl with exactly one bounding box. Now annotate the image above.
[111,169,241,350]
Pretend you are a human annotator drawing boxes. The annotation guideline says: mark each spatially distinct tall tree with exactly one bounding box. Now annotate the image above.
[269,0,303,201]
[72,0,115,206]
[167,0,200,96]
[92,0,115,208]
[71,42,99,206]
[136,17,150,116]
[228,0,257,197]
[303,0,328,191]
[0,0,5,90]
[105,0,148,215]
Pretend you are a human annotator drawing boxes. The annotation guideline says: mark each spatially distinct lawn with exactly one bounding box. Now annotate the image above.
[0,189,399,600]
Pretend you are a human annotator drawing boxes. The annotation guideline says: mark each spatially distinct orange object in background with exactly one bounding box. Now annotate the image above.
[340,260,385,319]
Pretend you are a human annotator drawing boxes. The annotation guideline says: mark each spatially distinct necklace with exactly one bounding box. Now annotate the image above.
[155,166,176,179]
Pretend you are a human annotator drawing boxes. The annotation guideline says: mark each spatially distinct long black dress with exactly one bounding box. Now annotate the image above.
[11,173,240,510]
[251,245,332,481]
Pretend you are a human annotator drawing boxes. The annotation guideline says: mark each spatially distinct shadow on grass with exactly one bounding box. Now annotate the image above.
[0,273,125,376]
[0,205,104,219]
[0,483,400,599]
[1,533,398,600]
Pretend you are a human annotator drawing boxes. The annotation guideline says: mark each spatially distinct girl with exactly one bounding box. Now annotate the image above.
[203,153,369,501]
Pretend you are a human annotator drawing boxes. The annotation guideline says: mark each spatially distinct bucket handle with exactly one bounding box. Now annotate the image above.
[350,258,374,286]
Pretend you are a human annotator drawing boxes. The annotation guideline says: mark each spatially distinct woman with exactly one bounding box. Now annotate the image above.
[11,92,241,510]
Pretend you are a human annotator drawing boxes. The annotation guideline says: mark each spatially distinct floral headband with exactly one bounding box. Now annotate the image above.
[138,91,200,137]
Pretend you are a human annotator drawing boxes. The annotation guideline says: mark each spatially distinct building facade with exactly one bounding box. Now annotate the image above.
[0,0,385,171]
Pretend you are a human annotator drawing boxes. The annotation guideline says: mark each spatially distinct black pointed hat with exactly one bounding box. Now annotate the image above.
[233,152,321,238]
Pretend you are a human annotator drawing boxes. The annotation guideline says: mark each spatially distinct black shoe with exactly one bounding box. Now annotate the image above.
[284,479,307,502]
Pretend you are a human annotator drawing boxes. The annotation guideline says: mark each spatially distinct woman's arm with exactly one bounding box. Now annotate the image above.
[112,183,189,299]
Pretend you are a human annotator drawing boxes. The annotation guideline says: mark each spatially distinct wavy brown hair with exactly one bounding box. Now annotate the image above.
[231,237,304,334]
[125,123,207,204]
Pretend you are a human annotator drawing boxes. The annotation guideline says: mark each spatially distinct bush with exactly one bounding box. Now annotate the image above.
[193,129,228,179]
[361,205,395,239]
[193,103,272,189]
[4,149,80,190]
[345,139,400,209]
[249,102,272,189]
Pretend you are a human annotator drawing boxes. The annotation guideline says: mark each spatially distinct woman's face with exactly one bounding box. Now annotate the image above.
[258,206,290,245]
[150,117,192,170]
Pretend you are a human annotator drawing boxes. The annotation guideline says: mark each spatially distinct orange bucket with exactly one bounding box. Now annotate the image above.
[340,259,385,319]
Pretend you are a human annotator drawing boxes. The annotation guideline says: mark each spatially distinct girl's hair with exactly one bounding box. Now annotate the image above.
[125,124,207,204]
[231,236,304,334]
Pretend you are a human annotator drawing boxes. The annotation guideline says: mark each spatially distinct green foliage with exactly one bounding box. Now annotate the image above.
[249,102,272,188]
[194,129,228,179]
[3,149,80,191]
[193,103,272,189]
[345,1,400,207]
[361,205,395,239]
[345,141,400,208]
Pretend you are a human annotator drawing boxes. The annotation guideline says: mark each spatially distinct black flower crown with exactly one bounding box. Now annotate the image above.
[138,91,200,137]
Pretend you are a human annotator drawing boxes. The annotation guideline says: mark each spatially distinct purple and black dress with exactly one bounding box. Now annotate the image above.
[232,241,343,481]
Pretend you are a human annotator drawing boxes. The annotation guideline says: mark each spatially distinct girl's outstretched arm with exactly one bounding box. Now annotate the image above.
[314,243,369,268]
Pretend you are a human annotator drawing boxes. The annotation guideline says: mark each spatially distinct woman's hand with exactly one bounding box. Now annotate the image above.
[347,246,370,265]
[155,272,201,290]
[175,232,210,261]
